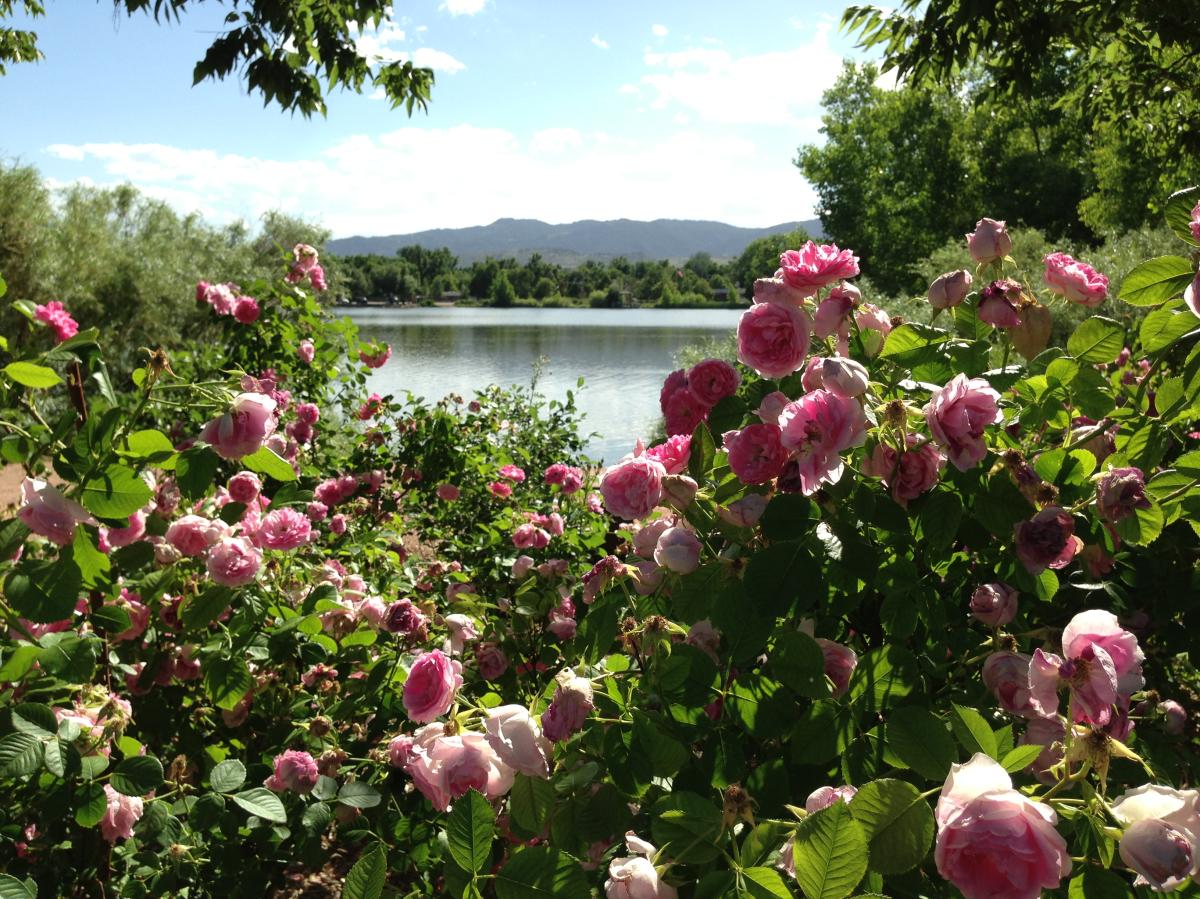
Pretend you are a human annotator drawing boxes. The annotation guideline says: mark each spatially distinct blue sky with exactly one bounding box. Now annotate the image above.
[1,1,876,237]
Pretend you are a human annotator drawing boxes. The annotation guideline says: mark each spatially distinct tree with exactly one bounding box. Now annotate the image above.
[0,1,435,116]
[490,270,517,307]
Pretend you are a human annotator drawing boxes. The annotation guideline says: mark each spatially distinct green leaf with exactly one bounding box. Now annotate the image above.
[44,737,82,778]
[181,585,234,630]
[494,846,589,899]
[12,702,57,738]
[689,420,717,480]
[0,875,36,899]
[242,446,297,482]
[740,867,793,898]
[1000,744,1045,773]
[176,445,221,500]
[447,789,494,873]
[0,733,44,778]
[5,556,82,623]
[949,704,998,759]
[1066,317,1124,364]
[510,773,555,834]
[759,494,816,540]
[1114,498,1164,547]
[80,464,153,519]
[231,787,288,823]
[342,845,386,899]
[1119,255,1194,306]
[204,655,252,710]
[917,491,962,551]
[72,527,111,588]
[337,781,382,809]
[111,755,164,796]
[123,428,177,463]
[210,759,247,793]
[1164,185,1200,248]
[884,706,955,781]
[1140,306,1200,353]
[75,781,108,826]
[651,791,725,864]
[1068,866,1135,898]
[0,645,40,682]
[878,322,953,362]
[771,629,830,698]
[3,361,63,388]
[36,633,98,681]
[791,801,869,899]
[849,779,935,875]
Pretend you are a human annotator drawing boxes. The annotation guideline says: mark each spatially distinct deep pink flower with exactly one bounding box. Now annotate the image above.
[356,393,384,420]
[861,436,943,506]
[924,374,1002,471]
[737,301,811,378]
[295,402,320,425]
[34,301,79,343]
[200,393,277,460]
[233,296,260,324]
[645,435,691,475]
[723,423,788,484]
[1095,467,1151,523]
[778,389,868,495]
[512,523,551,549]
[1043,253,1109,307]
[264,750,319,793]
[499,464,526,482]
[476,643,509,679]
[1014,507,1082,574]
[297,339,315,364]
[778,242,860,295]
[966,218,1013,265]
[436,483,460,501]
[969,583,1018,627]
[544,463,584,494]
[488,481,513,499]
[600,454,667,520]
[257,508,312,550]
[541,670,594,742]
[687,359,740,407]
[226,472,262,505]
[982,651,1038,717]
[978,279,1023,328]
[817,638,857,697]
[662,386,708,437]
[403,650,463,723]
[359,344,392,368]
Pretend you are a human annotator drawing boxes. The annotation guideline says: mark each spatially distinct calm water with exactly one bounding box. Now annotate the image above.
[346,306,743,462]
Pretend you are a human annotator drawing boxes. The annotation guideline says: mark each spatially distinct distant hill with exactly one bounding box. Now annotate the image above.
[327,217,824,265]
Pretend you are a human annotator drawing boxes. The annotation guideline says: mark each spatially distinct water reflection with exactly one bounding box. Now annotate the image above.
[346,307,743,462]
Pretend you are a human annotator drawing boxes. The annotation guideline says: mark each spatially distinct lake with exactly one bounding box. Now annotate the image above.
[347,306,744,462]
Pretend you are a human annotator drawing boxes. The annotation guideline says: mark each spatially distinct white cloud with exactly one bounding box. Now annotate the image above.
[354,20,407,63]
[651,24,669,37]
[636,24,843,129]
[411,48,466,73]
[442,0,487,15]
[591,34,609,50]
[617,83,640,95]
[44,127,818,237]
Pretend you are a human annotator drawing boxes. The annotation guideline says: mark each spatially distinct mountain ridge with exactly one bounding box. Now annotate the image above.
[328,216,824,265]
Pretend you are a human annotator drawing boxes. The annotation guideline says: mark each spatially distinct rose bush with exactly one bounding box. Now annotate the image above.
[0,184,1198,899]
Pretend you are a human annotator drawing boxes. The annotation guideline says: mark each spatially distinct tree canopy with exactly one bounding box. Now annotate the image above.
[0,0,435,115]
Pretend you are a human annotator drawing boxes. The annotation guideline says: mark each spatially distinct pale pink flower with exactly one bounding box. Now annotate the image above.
[982,651,1038,717]
[778,389,868,495]
[17,478,96,546]
[737,301,811,378]
[717,493,768,528]
[969,583,1018,627]
[805,785,857,812]
[600,454,667,520]
[924,374,1002,471]
[928,270,973,309]
[99,785,143,842]
[226,472,262,504]
[1043,252,1109,307]
[257,507,311,550]
[484,705,552,778]
[542,669,594,742]
[817,638,857,698]
[297,339,315,364]
[966,218,1013,264]
[205,536,262,587]
[861,436,943,505]
[200,393,277,460]
[854,303,892,356]
[652,526,701,574]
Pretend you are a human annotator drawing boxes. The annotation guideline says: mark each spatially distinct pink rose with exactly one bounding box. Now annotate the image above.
[813,283,860,340]
[1019,715,1065,782]
[403,650,463,723]
[737,301,811,378]
[297,339,315,364]
[444,614,479,655]
[329,513,347,535]
[717,493,768,528]
[816,638,857,698]
[1112,784,1200,892]
[659,369,688,410]
[854,303,892,356]
[966,217,1013,265]
[982,651,1038,717]
[512,555,535,579]
[385,599,428,638]
[17,478,96,546]
[99,784,143,842]
[605,853,677,899]
[512,523,550,549]
[661,474,698,510]
[935,755,1070,899]
[652,526,701,574]
[923,373,1002,471]
[415,732,515,810]
[309,265,327,292]
[295,402,320,425]
[861,436,943,506]
[256,508,311,550]
[102,510,146,549]
[723,423,788,485]
[633,518,674,559]
[969,582,1018,627]
[662,387,707,437]
[1043,252,1109,307]
[756,390,790,424]
[778,389,868,495]
[264,749,319,793]
[1014,507,1082,574]
[753,276,807,307]
[1160,700,1187,735]
[499,464,526,482]
[436,483,460,501]
[233,296,260,324]
[600,455,667,520]
[805,785,857,813]
[645,434,691,475]
[817,356,870,399]
[484,705,552,778]
[686,359,740,407]
[541,669,594,742]
[306,501,328,521]
[928,270,973,309]
[359,344,392,368]
[544,463,584,494]
[200,392,277,460]
[1095,467,1151,523]
[488,481,513,499]
[226,471,262,504]
[778,241,860,295]
[166,514,219,557]
[978,279,1023,328]
[205,536,262,587]
[476,643,509,680]
[34,300,80,343]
